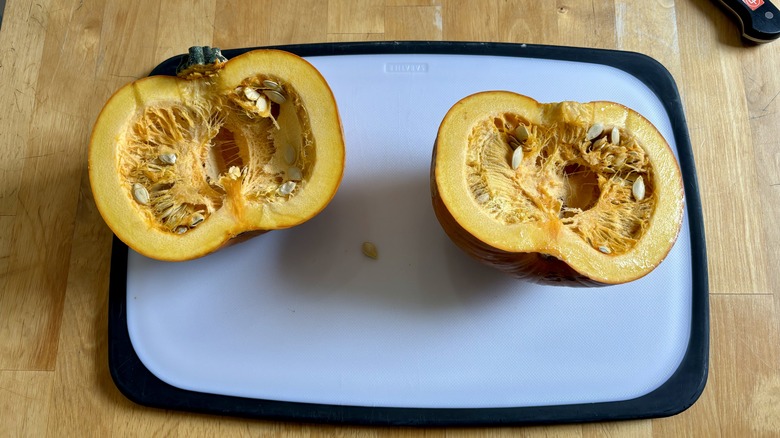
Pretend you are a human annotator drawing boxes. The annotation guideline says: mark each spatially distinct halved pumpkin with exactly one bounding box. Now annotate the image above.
[431,91,684,285]
[89,47,345,261]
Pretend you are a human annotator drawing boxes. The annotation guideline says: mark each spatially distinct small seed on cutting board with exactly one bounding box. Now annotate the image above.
[361,241,378,260]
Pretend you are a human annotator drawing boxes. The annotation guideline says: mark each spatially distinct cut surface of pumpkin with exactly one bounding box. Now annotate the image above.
[89,47,345,261]
[431,91,684,285]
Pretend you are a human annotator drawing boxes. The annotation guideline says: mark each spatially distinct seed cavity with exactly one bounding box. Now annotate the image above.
[632,176,646,201]
[122,74,313,236]
[132,183,150,205]
[467,109,655,257]
[278,181,296,196]
[586,123,604,141]
[361,241,378,260]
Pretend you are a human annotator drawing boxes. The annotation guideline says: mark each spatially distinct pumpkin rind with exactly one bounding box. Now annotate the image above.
[89,48,345,261]
[431,91,684,285]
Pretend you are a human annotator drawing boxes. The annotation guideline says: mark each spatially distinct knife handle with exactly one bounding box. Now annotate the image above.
[717,0,780,42]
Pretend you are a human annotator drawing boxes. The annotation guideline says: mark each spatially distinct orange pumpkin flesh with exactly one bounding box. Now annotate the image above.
[431,91,684,285]
[89,48,345,261]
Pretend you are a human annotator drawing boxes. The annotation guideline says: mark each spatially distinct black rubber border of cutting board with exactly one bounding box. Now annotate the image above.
[107,41,709,426]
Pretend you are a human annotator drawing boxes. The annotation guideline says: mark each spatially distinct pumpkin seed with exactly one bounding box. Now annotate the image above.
[159,153,177,165]
[263,89,286,104]
[256,95,269,113]
[228,166,242,180]
[361,241,378,260]
[243,87,261,101]
[591,137,608,151]
[514,124,529,142]
[476,193,490,203]
[511,146,523,170]
[189,213,204,227]
[632,176,646,201]
[175,226,188,234]
[278,181,296,195]
[586,123,604,141]
[262,79,282,91]
[132,183,149,205]
[611,127,620,145]
[598,246,612,254]
[160,205,177,220]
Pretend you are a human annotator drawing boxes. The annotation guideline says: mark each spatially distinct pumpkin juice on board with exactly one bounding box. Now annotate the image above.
[89,47,345,261]
[431,91,685,286]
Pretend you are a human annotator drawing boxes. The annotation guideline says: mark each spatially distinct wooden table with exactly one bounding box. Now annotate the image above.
[1,0,778,436]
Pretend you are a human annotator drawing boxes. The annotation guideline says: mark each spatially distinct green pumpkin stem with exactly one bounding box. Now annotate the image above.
[176,46,228,79]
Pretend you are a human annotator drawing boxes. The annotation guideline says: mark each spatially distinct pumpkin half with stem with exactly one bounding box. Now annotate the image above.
[431,91,685,286]
[89,47,345,261]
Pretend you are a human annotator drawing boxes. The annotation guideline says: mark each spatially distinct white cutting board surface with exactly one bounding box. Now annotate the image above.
[126,53,692,409]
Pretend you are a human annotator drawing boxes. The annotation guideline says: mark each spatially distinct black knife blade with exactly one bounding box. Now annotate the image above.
[717,0,780,42]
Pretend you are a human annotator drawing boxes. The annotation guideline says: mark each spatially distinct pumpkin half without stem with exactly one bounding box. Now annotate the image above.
[430,91,685,286]
[89,47,345,261]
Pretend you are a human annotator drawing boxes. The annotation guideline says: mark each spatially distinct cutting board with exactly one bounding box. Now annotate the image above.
[109,42,708,426]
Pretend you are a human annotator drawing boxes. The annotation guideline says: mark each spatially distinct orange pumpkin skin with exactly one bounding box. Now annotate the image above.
[89,47,345,261]
[431,179,594,285]
[431,91,684,286]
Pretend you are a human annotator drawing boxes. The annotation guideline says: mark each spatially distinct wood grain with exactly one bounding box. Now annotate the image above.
[613,0,681,76]
[0,0,105,371]
[0,0,778,436]
[677,0,771,295]
[442,0,500,41]
[329,0,386,34]
[268,0,330,45]
[385,5,442,40]
[0,0,48,215]
[0,370,52,436]
[213,0,270,49]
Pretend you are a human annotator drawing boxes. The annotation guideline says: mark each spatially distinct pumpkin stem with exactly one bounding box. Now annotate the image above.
[176,46,228,79]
